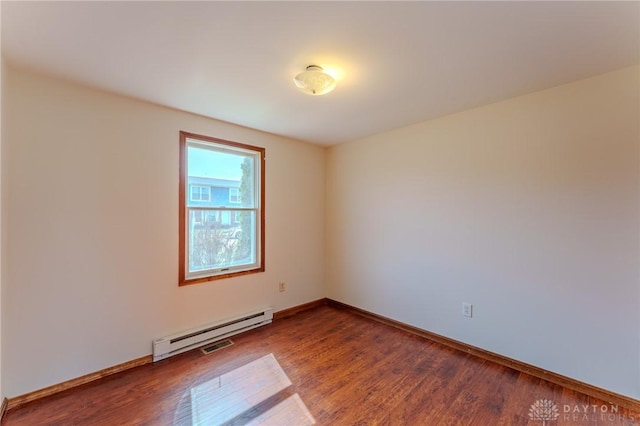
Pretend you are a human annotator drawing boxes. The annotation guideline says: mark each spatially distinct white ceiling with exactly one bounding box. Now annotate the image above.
[2,1,639,146]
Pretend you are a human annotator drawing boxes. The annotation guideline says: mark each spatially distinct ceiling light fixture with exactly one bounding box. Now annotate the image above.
[293,65,336,96]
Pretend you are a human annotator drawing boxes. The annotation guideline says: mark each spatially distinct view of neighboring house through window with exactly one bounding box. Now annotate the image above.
[190,185,211,202]
[179,131,265,285]
[229,187,240,203]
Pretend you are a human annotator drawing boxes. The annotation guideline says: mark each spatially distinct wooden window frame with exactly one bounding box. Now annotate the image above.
[179,131,265,286]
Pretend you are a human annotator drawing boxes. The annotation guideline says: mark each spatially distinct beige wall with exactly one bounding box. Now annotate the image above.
[0,16,5,401]
[326,66,640,398]
[3,66,325,397]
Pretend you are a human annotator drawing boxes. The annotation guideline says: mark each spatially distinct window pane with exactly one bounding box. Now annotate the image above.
[187,144,255,208]
[201,187,210,201]
[229,188,240,203]
[187,209,257,276]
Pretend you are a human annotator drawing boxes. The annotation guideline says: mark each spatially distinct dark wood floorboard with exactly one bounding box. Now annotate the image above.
[3,305,639,425]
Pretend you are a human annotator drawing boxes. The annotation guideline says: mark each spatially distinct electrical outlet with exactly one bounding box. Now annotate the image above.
[279,281,286,292]
[462,302,473,318]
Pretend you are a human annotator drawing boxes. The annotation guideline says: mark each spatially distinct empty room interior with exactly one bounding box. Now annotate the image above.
[1,1,639,425]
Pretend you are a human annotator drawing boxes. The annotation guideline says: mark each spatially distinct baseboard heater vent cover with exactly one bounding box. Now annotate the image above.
[201,339,234,355]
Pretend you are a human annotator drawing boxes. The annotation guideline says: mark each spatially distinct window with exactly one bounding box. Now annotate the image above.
[179,131,265,285]
[229,188,240,203]
[190,185,211,202]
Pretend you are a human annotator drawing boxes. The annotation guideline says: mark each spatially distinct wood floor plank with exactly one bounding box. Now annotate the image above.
[3,305,639,425]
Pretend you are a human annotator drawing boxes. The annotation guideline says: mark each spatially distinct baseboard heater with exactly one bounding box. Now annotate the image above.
[153,307,273,362]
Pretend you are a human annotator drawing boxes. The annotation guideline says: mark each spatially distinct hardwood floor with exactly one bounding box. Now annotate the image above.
[4,304,639,425]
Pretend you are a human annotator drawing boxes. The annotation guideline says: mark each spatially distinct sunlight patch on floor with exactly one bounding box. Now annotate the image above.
[244,393,315,426]
[185,353,315,425]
